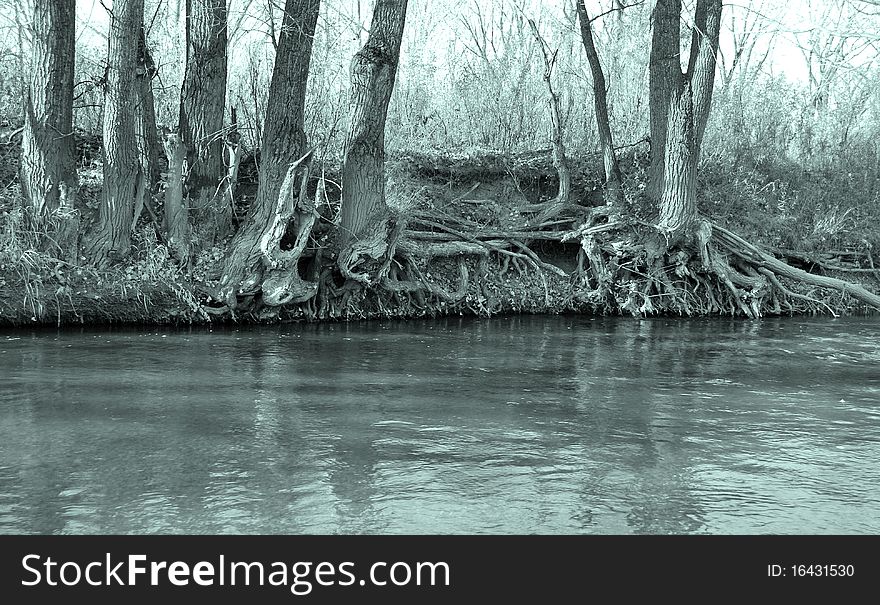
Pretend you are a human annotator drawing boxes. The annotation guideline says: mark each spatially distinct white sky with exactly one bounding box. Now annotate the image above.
[68,0,878,87]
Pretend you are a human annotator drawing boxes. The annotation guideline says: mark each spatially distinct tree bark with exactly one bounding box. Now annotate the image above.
[527,18,571,206]
[180,0,229,244]
[338,0,409,253]
[217,0,321,307]
[687,0,722,152]
[133,26,161,232]
[650,0,722,244]
[19,0,77,233]
[87,0,144,266]
[163,132,190,262]
[646,0,681,200]
[657,77,696,242]
[575,0,622,205]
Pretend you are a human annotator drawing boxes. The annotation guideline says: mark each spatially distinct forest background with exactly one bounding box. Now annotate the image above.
[2,0,880,324]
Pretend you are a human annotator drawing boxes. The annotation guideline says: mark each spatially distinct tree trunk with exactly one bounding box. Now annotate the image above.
[575,0,622,205]
[687,0,722,152]
[163,132,190,262]
[657,77,696,242]
[180,0,229,244]
[646,0,681,200]
[87,0,144,266]
[650,0,722,244]
[527,18,571,205]
[217,0,321,307]
[133,26,161,232]
[338,0,409,255]
[19,0,77,235]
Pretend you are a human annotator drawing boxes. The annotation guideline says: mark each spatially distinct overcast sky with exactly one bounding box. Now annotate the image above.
[67,0,877,86]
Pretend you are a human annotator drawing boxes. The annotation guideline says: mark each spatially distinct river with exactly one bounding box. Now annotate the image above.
[1,316,878,534]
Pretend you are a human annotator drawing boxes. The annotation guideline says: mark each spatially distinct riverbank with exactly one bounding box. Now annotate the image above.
[2,146,879,326]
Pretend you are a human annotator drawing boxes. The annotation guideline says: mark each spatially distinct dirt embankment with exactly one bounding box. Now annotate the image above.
[2,147,879,326]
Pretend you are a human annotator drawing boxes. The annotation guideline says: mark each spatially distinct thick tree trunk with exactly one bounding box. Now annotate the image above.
[575,0,622,205]
[338,0,409,255]
[650,0,722,244]
[646,0,681,200]
[180,0,229,244]
[217,0,320,307]
[657,78,696,243]
[87,0,144,266]
[19,0,77,233]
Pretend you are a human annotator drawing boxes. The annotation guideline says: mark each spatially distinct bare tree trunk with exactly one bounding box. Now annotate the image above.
[163,132,190,261]
[132,26,161,232]
[338,0,409,259]
[650,0,722,245]
[87,0,144,266]
[575,0,622,205]
[217,0,321,307]
[657,76,696,241]
[527,18,570,204]
[180,0,229,245]
[688,0,722,152]
[19,0,78,239]
[646,0,681,201]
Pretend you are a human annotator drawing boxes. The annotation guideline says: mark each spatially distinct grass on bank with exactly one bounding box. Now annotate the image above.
[1,148,879,326]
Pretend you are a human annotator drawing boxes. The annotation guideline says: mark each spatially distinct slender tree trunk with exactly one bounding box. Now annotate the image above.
[88,0,144,265]
[180,0,229,244]
[688,0,722,152]
[133,26,161,232]
[217,0,321,307]
[527,18,571,207]
[163,132,190,261]
[575,0,622,205]
[338,0,409,252]
[647,0,681,200]
[19,0,77,234]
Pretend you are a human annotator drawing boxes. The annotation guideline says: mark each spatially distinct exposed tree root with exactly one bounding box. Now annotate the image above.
[215,150,318,309]
[198,146,880,322]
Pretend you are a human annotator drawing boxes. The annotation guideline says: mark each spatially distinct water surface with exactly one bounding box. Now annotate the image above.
[1,316,878,534]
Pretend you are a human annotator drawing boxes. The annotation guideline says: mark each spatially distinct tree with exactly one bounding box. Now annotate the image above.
[87,0,144,266]
[133,25,161,236]
[575,0,623,205]
[19,0,77,235]
[337,0,409,282]
[646,0,680,202]
[217,0,321,308]
[180,0,230,245]
[649,0,722,244]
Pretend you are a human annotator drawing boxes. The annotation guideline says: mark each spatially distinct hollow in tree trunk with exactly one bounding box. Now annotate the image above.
[19,0,78,243]
[217,0,321,308]
[337,0,409,282]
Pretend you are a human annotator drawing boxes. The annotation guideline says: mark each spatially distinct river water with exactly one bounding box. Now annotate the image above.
[0,316,878,534]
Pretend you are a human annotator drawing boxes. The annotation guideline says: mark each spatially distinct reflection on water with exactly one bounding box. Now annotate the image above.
[1,316,879,534]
